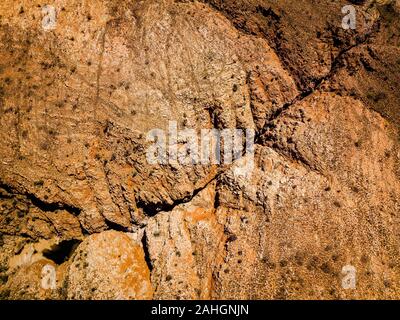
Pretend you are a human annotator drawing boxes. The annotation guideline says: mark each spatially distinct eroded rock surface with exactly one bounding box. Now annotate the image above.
[65,230,153,300]
[0,0,399,299]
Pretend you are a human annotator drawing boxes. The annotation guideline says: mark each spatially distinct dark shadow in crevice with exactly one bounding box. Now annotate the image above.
[137,173,222,217]
[0,183,81,216]
[42,239,82,265]
[104,219,131,232]
[141,230,153,272]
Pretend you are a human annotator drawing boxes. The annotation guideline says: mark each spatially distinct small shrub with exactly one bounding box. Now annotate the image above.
[33,180,44,187]
[0,289,11,300]
[0,274,8,284]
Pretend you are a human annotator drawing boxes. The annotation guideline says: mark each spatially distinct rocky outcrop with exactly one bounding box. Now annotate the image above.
[65,230,153,300]
[0,0,399,299]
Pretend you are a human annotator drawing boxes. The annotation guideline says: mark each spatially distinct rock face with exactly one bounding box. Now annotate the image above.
[0,0,399,299]
[65,230,153,300]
